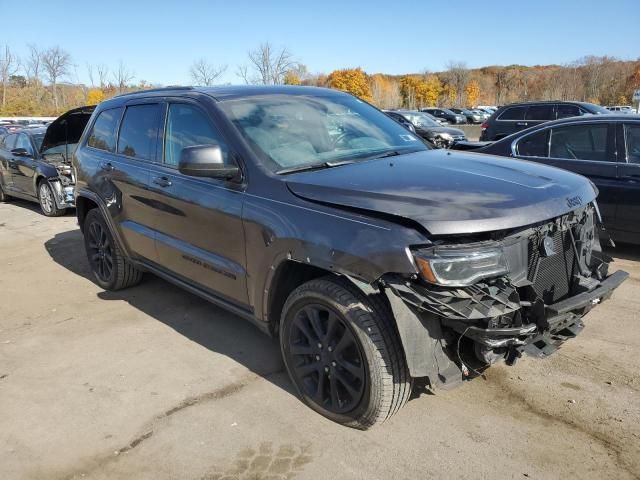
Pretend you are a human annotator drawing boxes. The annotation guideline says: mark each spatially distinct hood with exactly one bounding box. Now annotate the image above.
[285,150,597,236]
[417,126,465,137]
[40,105,96,158]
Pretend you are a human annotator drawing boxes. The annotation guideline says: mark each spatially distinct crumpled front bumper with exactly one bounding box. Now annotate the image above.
[49,179,75,209]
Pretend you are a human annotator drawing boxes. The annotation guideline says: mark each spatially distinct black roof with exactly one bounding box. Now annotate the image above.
[498,100,600,108]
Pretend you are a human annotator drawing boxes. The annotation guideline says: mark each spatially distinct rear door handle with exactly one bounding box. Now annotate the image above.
[99,161,115,172]
[153,176,172,188]
[516,122,528,126]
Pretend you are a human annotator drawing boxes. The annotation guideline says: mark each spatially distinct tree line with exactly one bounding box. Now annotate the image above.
[1,42,639,117]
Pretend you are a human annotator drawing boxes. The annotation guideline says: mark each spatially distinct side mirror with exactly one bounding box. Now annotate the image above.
[178,144,240,180]
[11,148,31,157]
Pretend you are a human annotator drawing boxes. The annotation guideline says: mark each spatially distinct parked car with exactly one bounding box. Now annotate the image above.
[606,105,636,114]
[0,124,23,135]
[470,109,491,121]
[384,110,466,147]
[452,115,640,244]
[421,107,466,124]
[480,100,611,141]
[476,105,498,113]
[0,106,95,215]
[73,86,626,429]
[450,108,483,124]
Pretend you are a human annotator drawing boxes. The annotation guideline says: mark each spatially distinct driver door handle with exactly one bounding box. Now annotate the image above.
[99,161,115,172]
[516,122,528,126]
[153,176,172,188]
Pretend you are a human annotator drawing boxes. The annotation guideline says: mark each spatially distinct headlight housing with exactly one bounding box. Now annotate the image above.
[413,244,508,286]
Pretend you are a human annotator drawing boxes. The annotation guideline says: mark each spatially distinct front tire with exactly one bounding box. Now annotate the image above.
[38,180,66,217]
[0,183,10,202]
[83,209,143,290]
[280,276,412,429]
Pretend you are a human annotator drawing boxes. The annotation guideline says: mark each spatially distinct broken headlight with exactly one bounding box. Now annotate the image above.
[413,244,508,287]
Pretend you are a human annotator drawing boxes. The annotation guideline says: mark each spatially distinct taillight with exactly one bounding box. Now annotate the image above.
[480,121,488,130]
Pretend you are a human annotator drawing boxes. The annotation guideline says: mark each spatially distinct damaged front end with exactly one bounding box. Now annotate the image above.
[46,162,76,209]
[382,203,628,386]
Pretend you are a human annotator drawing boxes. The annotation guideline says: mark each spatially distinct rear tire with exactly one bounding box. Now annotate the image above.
[38,180,66,217]
[83,208,143,290]
[280,276,412,429]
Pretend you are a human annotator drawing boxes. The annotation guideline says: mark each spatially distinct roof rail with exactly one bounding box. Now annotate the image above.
[114,86,194,98]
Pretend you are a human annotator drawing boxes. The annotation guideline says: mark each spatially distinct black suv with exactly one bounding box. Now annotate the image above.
[480,101,611,141]
[73,86,626,429]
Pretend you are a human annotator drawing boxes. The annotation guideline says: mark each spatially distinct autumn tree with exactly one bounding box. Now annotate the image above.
[284,70,301,85]
[189,59,227,86]
[327,68,372,102]
[0,45,20,110]
[87,89,105,105]
[464,79,480,106]
[444,61,470,106]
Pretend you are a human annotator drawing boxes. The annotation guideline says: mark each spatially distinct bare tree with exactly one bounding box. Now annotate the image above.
[86,63,96,88]
[112,60,134,93]
[444,61,470,106]
[0,45,20,109]
[25,44,43,85]
[96,64,109,89]
[189,59,227,86]
[238,42,296,85]
[42,46,71,110]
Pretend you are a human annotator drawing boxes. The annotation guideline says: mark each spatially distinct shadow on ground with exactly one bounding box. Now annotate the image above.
[3,197,76,217]
[44,229,295,397]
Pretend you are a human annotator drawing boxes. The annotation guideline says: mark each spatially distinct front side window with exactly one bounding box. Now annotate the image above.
[219,94,428,173]
[14,134,34,156]
[625,124,640,163]
[498,106,526,120]
[117,104,162,161]
[556,104,582,119]
[88,108,122,152]
[3,134,17,150]
[517,130,549,157]
[549,124,609,161]
[525,105,554,121]
[164,104,229,167]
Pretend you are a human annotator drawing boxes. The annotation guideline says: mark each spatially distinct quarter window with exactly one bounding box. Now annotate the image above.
[117,104,162,161]
[164,104,228,167]
[549,124,609,161]
[625,124,640,163]
[525,105,554,121]
[498,106,526,120]
[517,130,548,157]
[88,108,122,152]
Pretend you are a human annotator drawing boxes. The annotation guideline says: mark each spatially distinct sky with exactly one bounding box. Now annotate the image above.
[2,0,639,86]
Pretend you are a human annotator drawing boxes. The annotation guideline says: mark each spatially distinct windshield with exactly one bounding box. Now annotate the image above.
[400,112,440,128]
[219,94,428,173]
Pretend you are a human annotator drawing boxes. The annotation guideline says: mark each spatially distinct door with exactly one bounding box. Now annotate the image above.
[11,133,38,197]
[514,122,618,227]
[615,122,640,241]
[494,106,528,139]
[147,101,248,306]
[0,134,17,190]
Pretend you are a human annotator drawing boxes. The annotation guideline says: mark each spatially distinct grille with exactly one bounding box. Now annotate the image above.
[527,228,576,304]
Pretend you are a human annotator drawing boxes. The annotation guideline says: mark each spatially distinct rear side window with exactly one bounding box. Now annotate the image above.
[498,106,526,120]
[556,104,582,119]
[517,130,549,157]
[525,105,554,121]
[164,103,229,167]
[549,124,609,161]
[88,108,122,152]
[625,124,640,163]
[117,104,162,161]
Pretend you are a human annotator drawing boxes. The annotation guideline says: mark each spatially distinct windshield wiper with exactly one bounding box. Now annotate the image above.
[277,159,356,175]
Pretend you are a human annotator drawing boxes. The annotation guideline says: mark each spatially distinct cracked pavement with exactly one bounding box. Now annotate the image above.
[1,200,639,480]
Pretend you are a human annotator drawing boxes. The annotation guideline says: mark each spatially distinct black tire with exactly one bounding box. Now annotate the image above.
[280,276,412,429]
[83,208,143,290]
[0,183,10,202]
[38,180,66,217]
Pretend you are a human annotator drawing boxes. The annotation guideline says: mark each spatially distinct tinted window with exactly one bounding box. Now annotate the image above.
[498,106,526,120]
[117,104,162,161]
[517,130,548,157]
[625,124,640,163]
[556,104,582,119]
[2,134,17,150]
[164,104,229,167]
[549,124,609,161]
[15,134,34,155]
[88,108,122,152]
[525,105,554,121]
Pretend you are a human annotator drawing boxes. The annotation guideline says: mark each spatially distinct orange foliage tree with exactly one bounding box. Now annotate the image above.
[327,68,372,102]
[464,80,480,106]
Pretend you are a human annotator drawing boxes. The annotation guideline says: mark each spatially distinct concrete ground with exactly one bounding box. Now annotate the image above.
[0,200,639,480]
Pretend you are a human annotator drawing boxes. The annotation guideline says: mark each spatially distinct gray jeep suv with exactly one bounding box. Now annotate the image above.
[73,86,627,429]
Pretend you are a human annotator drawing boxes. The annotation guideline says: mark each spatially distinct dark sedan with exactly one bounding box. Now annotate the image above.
[0,106,95,216]
[451,115,640,244]
[385,110,466,147]
[421,107,466,124]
